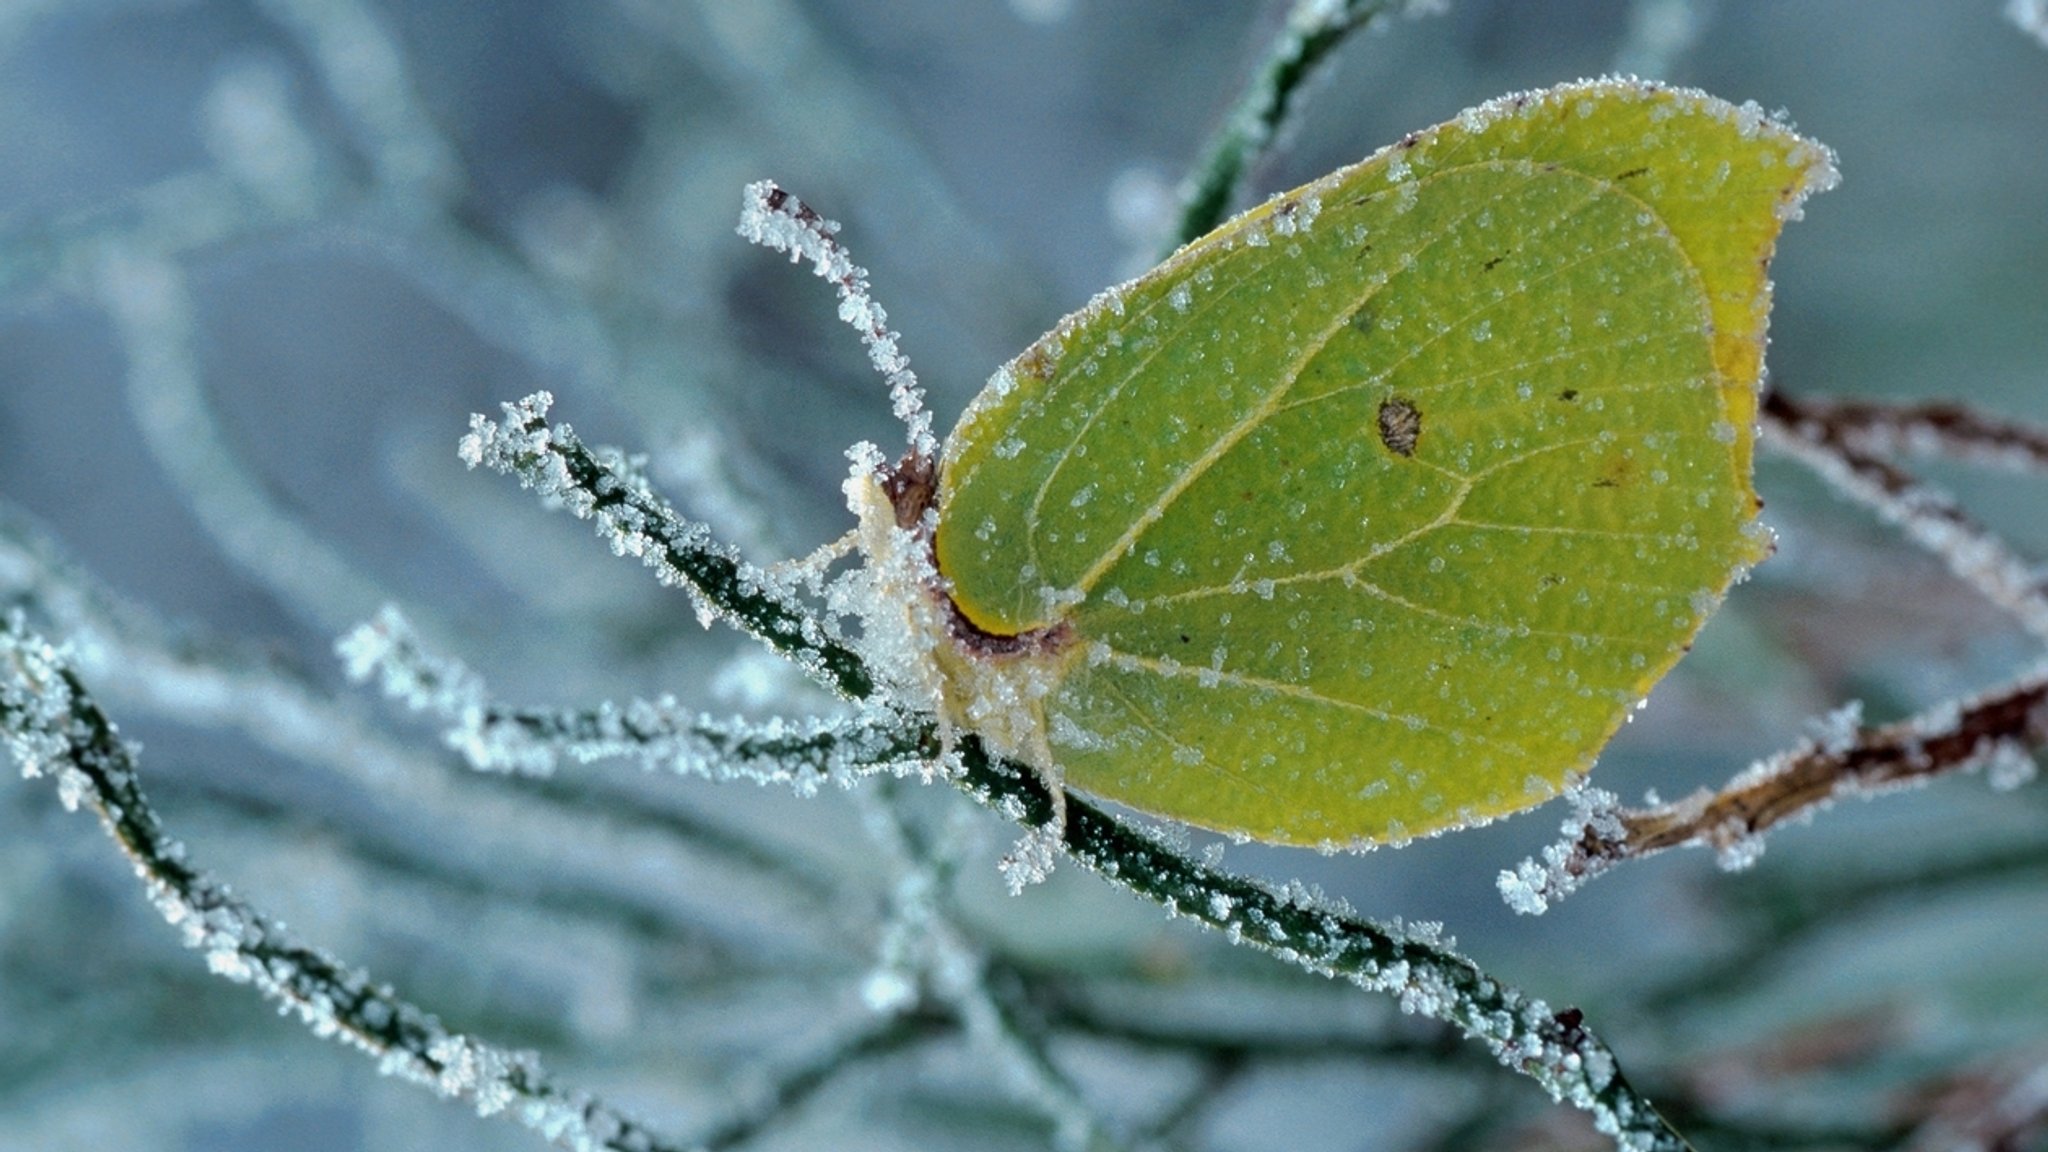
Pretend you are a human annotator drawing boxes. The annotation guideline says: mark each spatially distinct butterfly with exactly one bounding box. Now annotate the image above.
[856,78,1834,849]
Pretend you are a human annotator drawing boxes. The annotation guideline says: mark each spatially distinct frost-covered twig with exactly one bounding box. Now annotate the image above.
[1502,673,2048,914]
[1172,0,1443,248]
[1762,391,2048,642]
[736,180,936,468]
[950,739,1691,1151]
[0,504,847,951]
[341,604,921,787]
[1767,392,2048,474]
[459,392,875,700]
[0,620,689,1152]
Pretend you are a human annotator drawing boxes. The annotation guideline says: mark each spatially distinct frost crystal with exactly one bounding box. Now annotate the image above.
[1805,699,1864,756]
[997,820,1064,895]
[460,392,878,705]
[1496,783,1623,916]
[1981,737,2040,792]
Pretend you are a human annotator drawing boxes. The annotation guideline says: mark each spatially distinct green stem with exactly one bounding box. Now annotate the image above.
[1172,0,1426,250]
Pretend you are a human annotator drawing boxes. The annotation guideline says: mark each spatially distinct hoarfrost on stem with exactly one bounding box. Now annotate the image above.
[341,604,921,791]
[1,617,687,1152]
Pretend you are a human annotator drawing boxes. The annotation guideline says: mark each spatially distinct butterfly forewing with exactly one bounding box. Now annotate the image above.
[932,79,1833,845]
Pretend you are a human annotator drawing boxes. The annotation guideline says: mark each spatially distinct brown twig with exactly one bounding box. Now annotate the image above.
[1900,1051,2048,1152]
[1765,392,2048,473]
[1503,669,2048,913]
[1761,390,2048,641]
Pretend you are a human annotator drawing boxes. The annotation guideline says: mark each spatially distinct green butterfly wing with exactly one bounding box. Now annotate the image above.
[931,79,1834,847]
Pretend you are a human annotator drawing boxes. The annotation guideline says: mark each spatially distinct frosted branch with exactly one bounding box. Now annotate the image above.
[0,504,846,945]
[950,739,1689,1150]
[1172,0,1444,249]
[459,392,875,699]
[341,605,921,789]
[736,180,936,467]
[1502,672,2048,914]
[1762,391,2048,642]
[1767,392,2048,474]
[0,619,689,1152]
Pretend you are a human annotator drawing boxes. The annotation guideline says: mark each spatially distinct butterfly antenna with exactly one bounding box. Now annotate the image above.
[736,180,938,519]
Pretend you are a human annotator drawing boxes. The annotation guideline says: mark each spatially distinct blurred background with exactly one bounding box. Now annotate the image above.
[3,1,2048,1149]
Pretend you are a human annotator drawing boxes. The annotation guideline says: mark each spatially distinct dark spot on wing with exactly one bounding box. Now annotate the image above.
[1377,397,1422,457]
[1015,343,1056,383]
[1347,302,1376,334]
[1592,455,1635,490]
